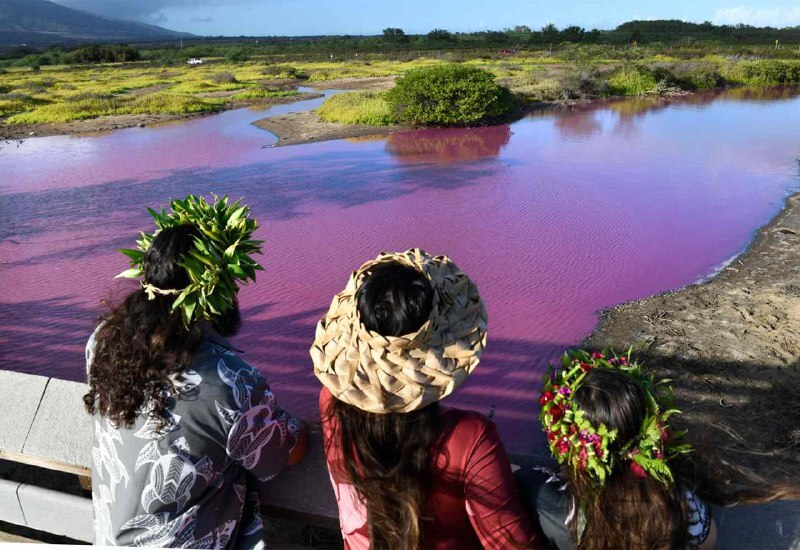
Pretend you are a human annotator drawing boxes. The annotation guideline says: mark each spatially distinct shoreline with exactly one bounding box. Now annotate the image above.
[585,191,800,480]
[0,92,323,140]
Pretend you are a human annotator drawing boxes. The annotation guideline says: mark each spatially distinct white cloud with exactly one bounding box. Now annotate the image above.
[712,6,800,28]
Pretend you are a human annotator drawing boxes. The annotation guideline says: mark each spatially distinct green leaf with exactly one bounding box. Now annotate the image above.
[119,248,144,262]
[115,267,143,279]
[227,263,247,277]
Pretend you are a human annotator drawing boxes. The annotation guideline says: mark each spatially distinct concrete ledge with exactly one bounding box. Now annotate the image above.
[0,371,49,453]
[0,479,26,526]
[0,478,92,543]
[23,378,92,473]
[16,483,93,542]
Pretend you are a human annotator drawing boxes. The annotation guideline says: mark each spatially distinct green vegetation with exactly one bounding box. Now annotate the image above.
[316,91,396,125]
[0,61,308,124]
[230,86,298,100]
[386,64,515,125]
[6,92,223,124]
[607,67,660,95]
[1,37,799,127]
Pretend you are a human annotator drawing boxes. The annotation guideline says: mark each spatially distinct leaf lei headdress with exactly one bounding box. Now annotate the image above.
[539,349,692,487]
[116,194,264,326]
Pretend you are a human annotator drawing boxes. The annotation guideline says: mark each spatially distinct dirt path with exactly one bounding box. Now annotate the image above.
[253,110,401,147]
[586,193,800,481]
[0,92,322,140]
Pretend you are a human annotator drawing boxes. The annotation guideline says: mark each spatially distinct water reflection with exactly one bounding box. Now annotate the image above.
[385,125,512,164]
[553,110,603,140]
[535,85,800,141]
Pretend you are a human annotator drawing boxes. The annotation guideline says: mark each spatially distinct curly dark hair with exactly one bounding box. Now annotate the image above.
[83,224,240,433]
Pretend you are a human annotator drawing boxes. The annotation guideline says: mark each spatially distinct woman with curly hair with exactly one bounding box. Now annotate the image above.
[84,196,307,548]
[312,249,540,550]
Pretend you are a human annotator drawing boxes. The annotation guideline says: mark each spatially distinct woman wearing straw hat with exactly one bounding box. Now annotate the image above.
[312,249,540,550]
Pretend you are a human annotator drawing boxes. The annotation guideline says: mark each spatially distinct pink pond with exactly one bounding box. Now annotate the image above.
[1,86,799,452]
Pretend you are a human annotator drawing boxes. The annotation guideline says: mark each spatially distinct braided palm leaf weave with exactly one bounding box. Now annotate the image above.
[311,248,488,413]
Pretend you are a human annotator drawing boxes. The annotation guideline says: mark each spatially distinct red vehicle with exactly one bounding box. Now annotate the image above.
[499,49,518,55]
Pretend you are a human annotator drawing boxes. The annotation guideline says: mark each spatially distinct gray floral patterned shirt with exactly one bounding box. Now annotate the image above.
[87,328,302,548]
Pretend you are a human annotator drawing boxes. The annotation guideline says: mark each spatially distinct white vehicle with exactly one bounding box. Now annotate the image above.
[187,58,204,65]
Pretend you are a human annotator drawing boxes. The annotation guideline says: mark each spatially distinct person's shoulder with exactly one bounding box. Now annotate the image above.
[439,407,497,453]
[191,337,264,392]
[443,407,493,433]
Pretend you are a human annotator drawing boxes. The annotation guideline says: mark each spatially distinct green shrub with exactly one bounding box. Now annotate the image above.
[385,64,514,126]
[0,93,51,117]
[671,62,723,90]
[210,72,238,84]
[126,94,221,115]
[230,86,298,100]
[316,91,397,125]
[722,60,800,85]
[607,67,659,95]
[511,70,609,102]
[8,95,122,123]
[262,65,308,80]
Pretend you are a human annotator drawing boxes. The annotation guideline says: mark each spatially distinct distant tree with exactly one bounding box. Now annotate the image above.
[560,25,586,42]
[226,48,249,63]
[512,25,532,33]
[28,56,41,72]
[382,27,409,43]
[69,44,141,64]
[427,29,453,41]
[483,31,507,44]
[542,23,559,44]
[629,29,643,44]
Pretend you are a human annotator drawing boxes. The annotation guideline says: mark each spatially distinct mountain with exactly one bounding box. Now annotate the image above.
[0,0,193,46]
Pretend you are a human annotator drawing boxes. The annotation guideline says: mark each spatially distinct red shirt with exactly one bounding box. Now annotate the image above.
[320,387,540,549]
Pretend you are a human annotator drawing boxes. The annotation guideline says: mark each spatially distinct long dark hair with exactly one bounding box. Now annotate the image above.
[567,368,800,549]
[83,224,239,432]
[568,368,689,549]
[324,262,438,550]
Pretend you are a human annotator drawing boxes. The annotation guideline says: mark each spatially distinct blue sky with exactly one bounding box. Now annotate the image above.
[54,0,800,36]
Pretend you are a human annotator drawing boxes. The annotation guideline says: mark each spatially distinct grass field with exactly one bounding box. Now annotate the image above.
[1,49,799,125]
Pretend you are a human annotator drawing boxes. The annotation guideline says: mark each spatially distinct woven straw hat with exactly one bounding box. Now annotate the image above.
[311,248,488,414]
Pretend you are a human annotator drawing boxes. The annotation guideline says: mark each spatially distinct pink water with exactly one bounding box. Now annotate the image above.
[1,87,799,452]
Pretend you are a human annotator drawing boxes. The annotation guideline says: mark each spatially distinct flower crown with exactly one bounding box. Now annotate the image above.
[116,194,263,326]
[539,349,692,487]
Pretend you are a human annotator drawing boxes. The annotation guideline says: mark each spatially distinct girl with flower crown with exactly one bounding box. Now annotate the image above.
[518,351,717,550]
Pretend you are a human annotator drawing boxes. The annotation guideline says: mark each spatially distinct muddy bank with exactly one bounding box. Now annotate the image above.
[254,110,401,147]
[586,193,800,481]
[252,77,400,146]
[0,92,322,140]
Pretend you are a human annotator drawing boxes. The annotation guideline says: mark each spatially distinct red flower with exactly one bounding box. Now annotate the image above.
[547,431,558,442]
[630,462,649,479]
[550,407,564,421]
[591,352,605,359]
[579,361,590,372]
[539,391,554,405]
